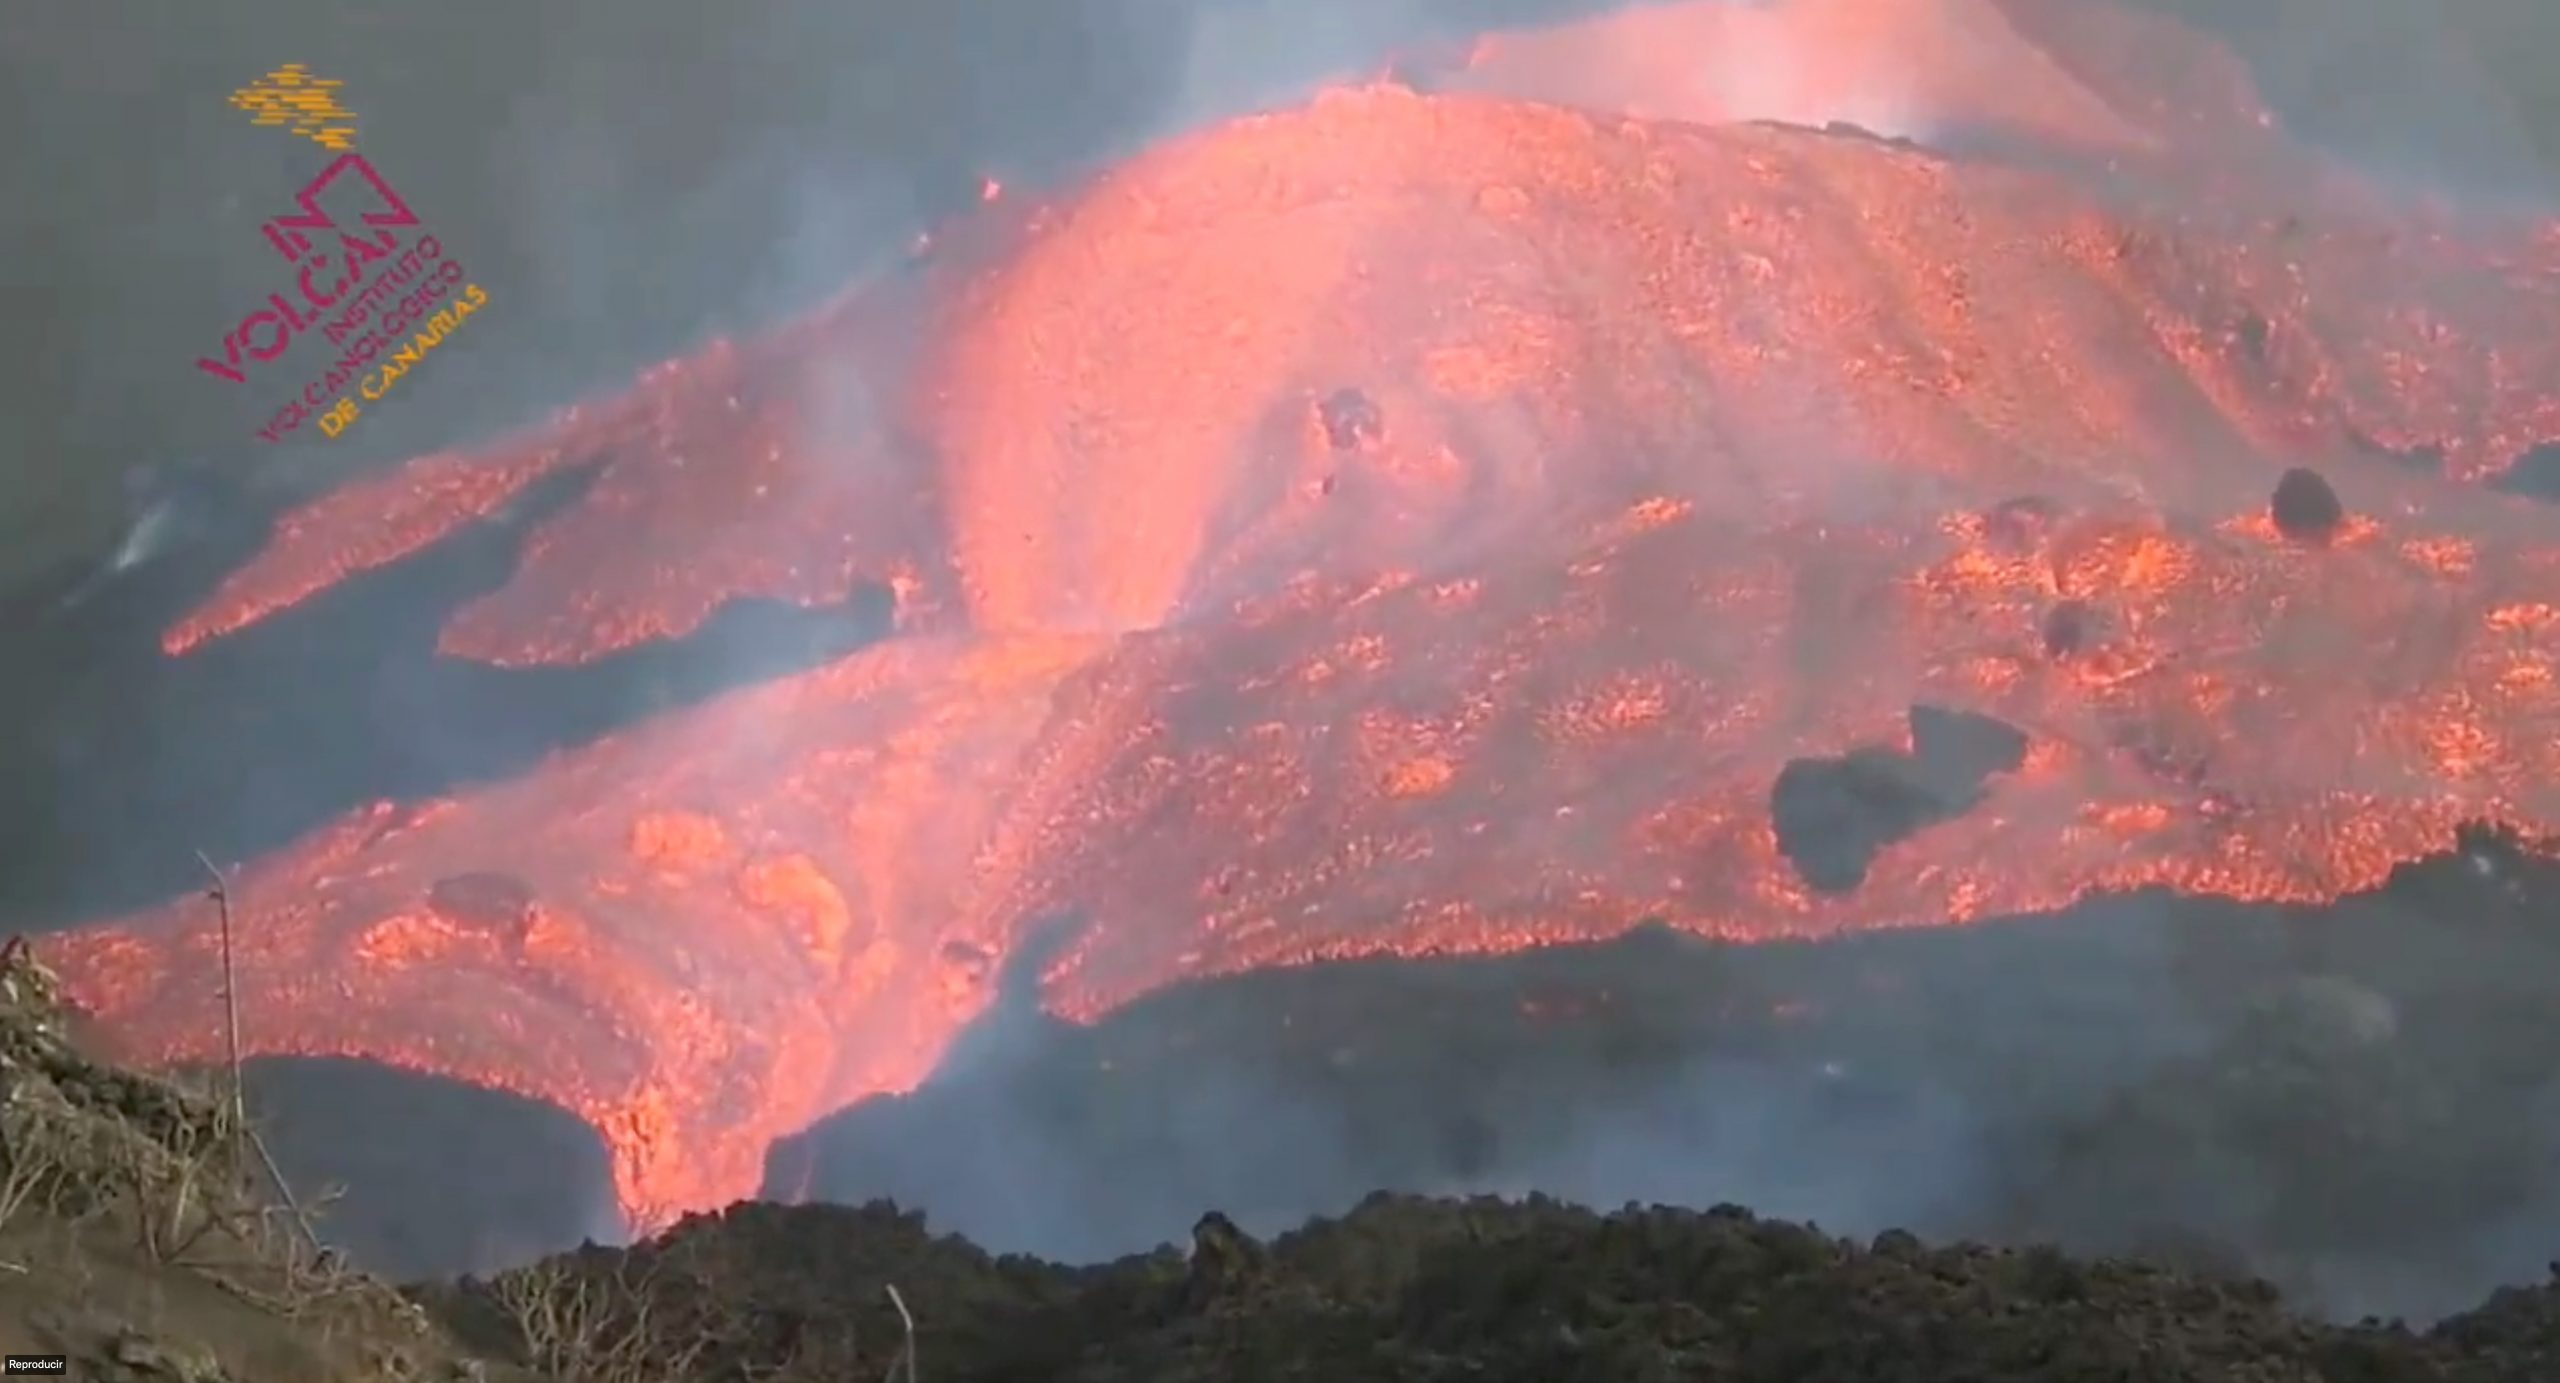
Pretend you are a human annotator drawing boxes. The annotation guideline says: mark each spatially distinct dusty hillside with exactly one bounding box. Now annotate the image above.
[0,939,520,1383]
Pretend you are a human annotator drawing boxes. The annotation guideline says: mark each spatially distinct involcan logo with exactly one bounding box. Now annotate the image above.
[2,1356,68,1375]
[201,65,493,444]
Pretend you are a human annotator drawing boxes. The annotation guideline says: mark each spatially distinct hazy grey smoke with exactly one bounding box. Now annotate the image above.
[2176,0,2556,200]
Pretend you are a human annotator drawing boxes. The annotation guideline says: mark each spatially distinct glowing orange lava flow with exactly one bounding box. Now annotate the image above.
[47,1,2560,1225]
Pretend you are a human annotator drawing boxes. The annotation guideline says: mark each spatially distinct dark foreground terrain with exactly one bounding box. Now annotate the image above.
[423,1192,2560,1383]
[765,833,2560,1327]
[8,899,2560,1381]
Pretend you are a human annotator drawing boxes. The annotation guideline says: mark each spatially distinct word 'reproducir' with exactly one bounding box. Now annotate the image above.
[228,63,358,151]
[198,67,496,445]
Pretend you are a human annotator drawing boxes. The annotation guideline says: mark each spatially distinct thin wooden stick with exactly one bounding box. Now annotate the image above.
[190,853,327,1258]
[195,851,247,1180]
[245,1125,324,1255]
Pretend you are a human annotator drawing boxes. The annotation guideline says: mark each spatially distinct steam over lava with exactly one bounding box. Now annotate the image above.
[45,0,2560,1227]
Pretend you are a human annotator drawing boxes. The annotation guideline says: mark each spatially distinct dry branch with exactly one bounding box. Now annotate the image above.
[883,1283,917,1383]
[492,1253,710,1383]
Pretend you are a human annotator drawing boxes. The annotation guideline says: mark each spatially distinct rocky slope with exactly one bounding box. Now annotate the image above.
[0,939,517,1383]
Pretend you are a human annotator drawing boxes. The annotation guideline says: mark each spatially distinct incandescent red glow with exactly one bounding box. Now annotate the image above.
[48,0,2560,1227]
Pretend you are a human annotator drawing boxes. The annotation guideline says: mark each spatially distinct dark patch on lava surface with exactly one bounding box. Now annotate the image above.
[1316,387,1386,452]
[2494,442,2560,503]
[426,871,541,935]
[2041,598,2101,658]
[2233,310,2272,367]
[2346,427,2451,476]
[2271,465,2347,544]
[1769,704,2031,892]
[1983,494,2065,550]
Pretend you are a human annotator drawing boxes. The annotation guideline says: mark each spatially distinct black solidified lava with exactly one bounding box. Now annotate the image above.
[1770,753,1940,893]
[1909,702,2031,779]
[2041,598,2095,657]
[2233,311,2271,365]
[1984,494,2063,551]
[1317,387,1385,451]
[425,871,539,935]
[1819,119,1923,151]
[2271,465,2345,544]
[2232,309,2273,361]
[2493,442,2560,503]
[2346,428,2448,476]
[1769,703,2030,893]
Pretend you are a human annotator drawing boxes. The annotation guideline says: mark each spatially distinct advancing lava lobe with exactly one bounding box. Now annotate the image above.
[158,291,962,665]
[48,635,1120,1226]
[51,3,2560,1224]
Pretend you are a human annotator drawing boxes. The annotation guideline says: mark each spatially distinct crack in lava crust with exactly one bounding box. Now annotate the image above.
[51,23,2560,1227]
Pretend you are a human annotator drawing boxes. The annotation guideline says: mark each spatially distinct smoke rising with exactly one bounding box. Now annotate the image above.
[2136,0,2557,200]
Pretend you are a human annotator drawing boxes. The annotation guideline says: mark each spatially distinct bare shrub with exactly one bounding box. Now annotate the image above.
[0,1086,73,1231]
[107,1082,244,1266]
[0,1082,97,1270]
[491,1254,709,1383]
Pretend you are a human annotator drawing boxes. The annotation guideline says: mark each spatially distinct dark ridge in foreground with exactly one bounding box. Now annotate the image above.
[8,911,2560,1383]
[430,1194,2560,1383]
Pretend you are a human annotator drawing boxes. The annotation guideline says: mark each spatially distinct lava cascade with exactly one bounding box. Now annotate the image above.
[43,0,2560,1225]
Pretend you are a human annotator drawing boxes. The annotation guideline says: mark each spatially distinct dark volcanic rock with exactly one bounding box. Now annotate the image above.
[2492,442,2560,503]
[1770,751,1942,891]
[1317,387,1384,452]
[1770,704,2029,892]
[2234,311,2272,365]
[426,871,539,935]
[2270,466,2346,543]
[2041,598,2096,657]
[1909,703,2029,782]
[1984,494,2064,551]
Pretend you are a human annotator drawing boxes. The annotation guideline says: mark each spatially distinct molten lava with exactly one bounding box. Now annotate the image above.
[46,0,2560,1226]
